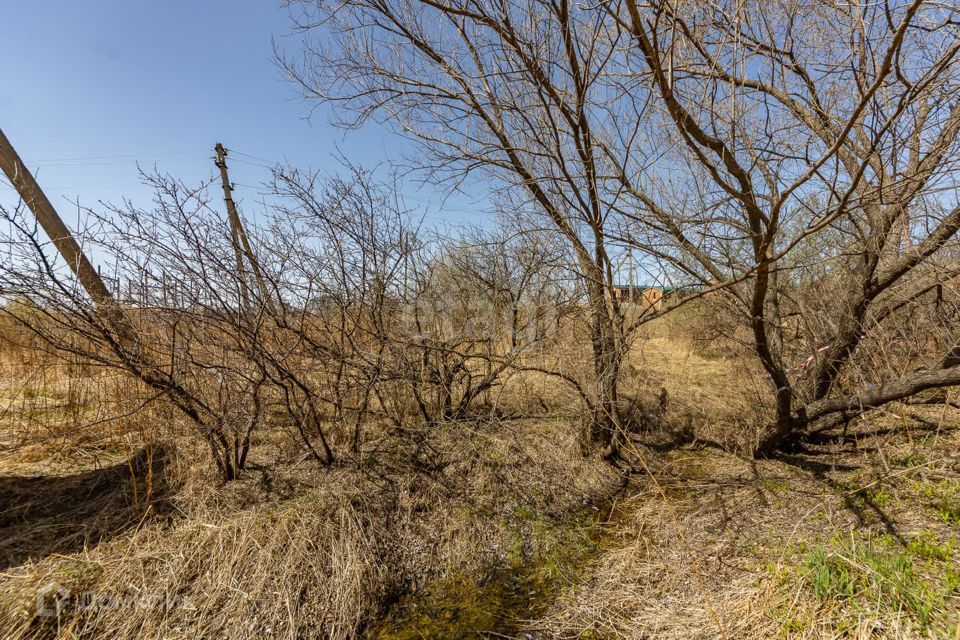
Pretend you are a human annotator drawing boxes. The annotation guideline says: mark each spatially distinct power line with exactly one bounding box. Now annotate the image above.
[24,152,191,167]
[25,153,139,162]
[227,157,274,170]
[0,185,121,191]
[228,149,275,165]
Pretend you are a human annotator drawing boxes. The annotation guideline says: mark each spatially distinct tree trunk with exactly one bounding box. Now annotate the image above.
[583,283,622,458]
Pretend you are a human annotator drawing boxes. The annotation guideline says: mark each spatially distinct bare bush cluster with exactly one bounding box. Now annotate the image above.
[283,0,960,455]
[2,0,960,479]
[0,162,581,479]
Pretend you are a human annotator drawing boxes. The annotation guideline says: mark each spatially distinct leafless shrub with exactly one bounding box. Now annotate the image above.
[281,0,960,456]
[1,160,582,479]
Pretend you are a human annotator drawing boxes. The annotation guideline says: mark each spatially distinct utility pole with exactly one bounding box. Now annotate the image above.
[214,143,273,313]
[0,128,113,305]
[0,127,135,341]
[214,143,251,310]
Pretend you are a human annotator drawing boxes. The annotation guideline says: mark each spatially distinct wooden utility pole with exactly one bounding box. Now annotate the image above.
[214,143,272,311]
[0,127,135,340]
[0,128,114,305]
[214,143,251,309]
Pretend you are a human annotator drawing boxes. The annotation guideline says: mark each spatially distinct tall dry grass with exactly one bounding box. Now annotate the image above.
[3,304,957,639]
[0,324,621,639]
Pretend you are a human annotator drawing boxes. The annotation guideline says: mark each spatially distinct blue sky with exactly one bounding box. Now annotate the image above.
[0,0,479,224]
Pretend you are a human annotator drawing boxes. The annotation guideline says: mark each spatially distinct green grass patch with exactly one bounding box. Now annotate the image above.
[798,532,958,633]
[913,480,960,526]
[368,507,604,639]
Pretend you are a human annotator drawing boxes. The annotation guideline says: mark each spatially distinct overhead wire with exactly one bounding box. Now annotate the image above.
[4,147,488,220]
[24,151,192,167]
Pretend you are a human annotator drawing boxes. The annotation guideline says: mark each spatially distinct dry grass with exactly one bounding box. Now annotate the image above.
[527,412,960,639]
[1,325,958,639]
[627,306,773,453]
[0,346,620,639]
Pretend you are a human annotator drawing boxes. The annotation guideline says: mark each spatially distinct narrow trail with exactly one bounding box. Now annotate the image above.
[365,475,634,639]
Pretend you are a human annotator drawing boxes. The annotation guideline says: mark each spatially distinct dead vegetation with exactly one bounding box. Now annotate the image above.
[1,0,960,636]
[531,414,960,639]
[0,337,623,639]
[1,314,958,639]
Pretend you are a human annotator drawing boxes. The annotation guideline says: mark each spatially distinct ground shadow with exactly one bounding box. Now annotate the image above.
[0,447,170,571]
[775,454,862,475]
[804,420,960,447]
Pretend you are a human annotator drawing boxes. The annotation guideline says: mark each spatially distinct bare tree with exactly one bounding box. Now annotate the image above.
[612,0,960,452]
[260,163,416,456]
[394,221,571,422]
[282,0,960,456]
[0,151,569,478]
[281,0,673,456]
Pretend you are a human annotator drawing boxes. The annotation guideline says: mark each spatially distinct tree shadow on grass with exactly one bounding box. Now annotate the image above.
[0,447,170,571]
[803,420,960,448]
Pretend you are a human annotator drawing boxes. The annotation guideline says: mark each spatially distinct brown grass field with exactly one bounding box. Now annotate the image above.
[0,313,958,639]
